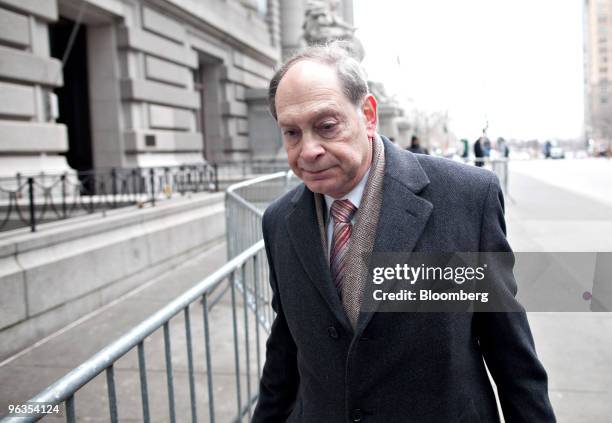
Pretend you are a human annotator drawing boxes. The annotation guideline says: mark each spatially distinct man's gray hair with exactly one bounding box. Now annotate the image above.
[268,42,369,120]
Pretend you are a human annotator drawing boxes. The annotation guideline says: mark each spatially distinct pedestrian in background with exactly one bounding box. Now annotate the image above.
[544,140,552,159]
[483,137,492,158]
[474,137,485,166]
[461,138,469,159]
[407,135,429,155]
[497,137,510,158]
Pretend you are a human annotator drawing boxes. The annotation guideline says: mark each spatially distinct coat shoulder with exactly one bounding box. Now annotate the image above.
[413,153,499,196]
[262,182,304,233]
[419,154,496,184]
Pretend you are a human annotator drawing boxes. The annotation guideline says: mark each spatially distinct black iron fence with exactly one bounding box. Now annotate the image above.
[0,164,218,233]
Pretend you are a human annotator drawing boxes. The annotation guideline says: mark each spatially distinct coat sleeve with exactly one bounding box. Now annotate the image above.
[251,210,300,423]
[474,175,556,422]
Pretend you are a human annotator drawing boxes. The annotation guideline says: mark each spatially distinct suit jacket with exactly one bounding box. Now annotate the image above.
[252,136,555,423]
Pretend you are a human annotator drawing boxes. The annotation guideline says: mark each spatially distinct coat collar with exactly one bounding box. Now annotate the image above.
[355,136,434,334]
[285,135,434,334]
[372,135,432,254]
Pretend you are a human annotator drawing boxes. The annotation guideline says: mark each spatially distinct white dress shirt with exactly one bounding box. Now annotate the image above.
[323,167,371,260]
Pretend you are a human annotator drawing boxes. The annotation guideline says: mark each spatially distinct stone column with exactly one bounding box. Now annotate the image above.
[267,0,281,47]
[279,0,306,59]
[0,0,68,177]
[377,104,404,141]
[341,0,354,25]
[245,88,282,159]
[118,4,203,168]
[87,24,124,169]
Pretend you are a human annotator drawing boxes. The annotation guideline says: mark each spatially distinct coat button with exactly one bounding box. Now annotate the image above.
[351,408,362,421]
[327,326,339,339]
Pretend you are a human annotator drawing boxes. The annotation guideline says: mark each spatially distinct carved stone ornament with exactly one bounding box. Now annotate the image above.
[302,0,365,61]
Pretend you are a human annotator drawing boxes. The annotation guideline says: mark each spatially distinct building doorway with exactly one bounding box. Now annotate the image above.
[49,17,93,172]
[194,57,224,163]
[193,67,208,161]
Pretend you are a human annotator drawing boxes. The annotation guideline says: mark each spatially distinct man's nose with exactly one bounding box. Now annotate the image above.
[300,135,325,161]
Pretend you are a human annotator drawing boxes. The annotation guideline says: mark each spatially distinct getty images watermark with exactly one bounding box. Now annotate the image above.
[359,252,612,313]
[371,262,490,304]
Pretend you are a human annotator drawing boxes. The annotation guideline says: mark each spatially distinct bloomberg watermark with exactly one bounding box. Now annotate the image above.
[359,252,612,313]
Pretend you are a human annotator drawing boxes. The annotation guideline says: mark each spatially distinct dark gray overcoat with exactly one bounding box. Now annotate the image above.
[251,136,555,423]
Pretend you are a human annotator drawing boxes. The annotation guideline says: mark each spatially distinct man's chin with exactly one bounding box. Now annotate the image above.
[303,179,331,195]
[303,179,344,198]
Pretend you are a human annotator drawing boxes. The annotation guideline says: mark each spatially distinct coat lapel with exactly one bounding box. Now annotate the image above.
[355,137,434,336]
[284,137,435,336]
[286,185,353,332]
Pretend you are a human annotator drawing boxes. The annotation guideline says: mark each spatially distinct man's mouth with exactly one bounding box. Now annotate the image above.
[301,167,332,180]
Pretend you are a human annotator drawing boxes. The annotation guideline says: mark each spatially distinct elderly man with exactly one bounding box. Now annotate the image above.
[251,44,555,423]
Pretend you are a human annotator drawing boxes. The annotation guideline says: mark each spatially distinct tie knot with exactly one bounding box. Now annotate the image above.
[330,199,357,223]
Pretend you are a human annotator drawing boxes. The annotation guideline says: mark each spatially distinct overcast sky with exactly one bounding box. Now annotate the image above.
[353,0,585,141]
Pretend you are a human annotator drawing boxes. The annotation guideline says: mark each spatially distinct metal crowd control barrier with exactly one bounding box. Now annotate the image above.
[1,171,297,423]
[490,159,509,196]
[226,171,297,259]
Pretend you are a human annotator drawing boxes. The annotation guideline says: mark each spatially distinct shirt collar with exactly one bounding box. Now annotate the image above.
[323,166,371,216]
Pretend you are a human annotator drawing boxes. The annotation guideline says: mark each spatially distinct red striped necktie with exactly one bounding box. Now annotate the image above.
[330,199,357,295]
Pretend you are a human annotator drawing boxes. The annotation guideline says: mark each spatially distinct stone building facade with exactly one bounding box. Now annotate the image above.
[0,0,285,177]
[0,0,407,177]
[584,0,612,151]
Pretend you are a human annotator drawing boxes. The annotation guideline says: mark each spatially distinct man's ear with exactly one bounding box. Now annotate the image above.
[361,94,378,138]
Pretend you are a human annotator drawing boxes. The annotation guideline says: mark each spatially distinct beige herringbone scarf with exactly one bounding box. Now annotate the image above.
[315,135,385,328]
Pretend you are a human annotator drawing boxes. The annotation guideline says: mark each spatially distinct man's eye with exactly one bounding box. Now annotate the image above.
[318,122,338,135]
[283,129,299,138]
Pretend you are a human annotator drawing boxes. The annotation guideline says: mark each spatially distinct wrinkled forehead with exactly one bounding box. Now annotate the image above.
[276,61,346,103]
[275,61,352,124]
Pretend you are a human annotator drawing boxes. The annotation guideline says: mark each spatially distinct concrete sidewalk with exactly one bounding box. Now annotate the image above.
[0,240,265,422]
[506,164,612,423]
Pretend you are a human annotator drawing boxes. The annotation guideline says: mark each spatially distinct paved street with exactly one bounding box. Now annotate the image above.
[0,158,611,422]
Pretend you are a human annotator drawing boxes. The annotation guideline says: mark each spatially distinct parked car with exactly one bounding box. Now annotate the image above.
[550,146,565,159]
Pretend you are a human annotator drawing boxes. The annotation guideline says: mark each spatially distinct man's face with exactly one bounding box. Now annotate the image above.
[275,60,377,199]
